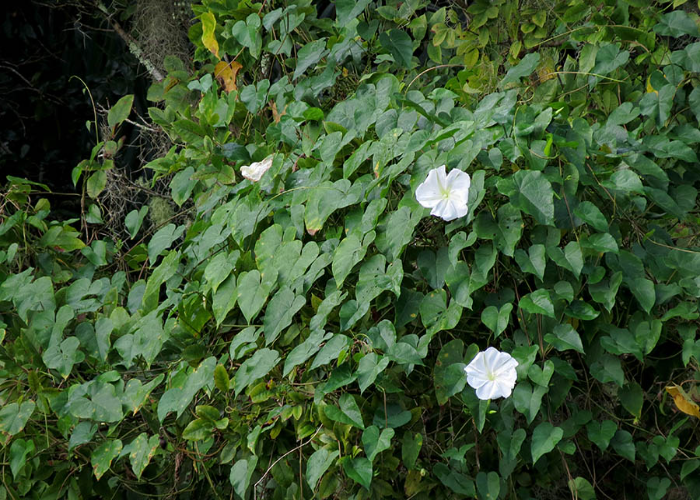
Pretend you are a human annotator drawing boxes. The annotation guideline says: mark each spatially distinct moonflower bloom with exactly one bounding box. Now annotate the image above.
[464,347,519,400]
[241,155,274,182]
[415,165,471,221]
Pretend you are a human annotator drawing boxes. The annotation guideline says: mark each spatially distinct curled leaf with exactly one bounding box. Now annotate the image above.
[665,384,700,419]
[201,12,219,59]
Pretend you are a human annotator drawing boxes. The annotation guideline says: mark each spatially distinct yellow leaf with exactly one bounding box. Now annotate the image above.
[201,12,219,59]
[666,384,700,419]
[214,61,242,93]
[646,76,657,94]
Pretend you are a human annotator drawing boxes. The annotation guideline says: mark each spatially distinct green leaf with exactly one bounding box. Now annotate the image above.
[234,348,280,396]
[230,456,258,499]
[157,357,216,421]
[91,383,124,422]
[417,247,451,290]
[528,360,554,387]
[335,0,372,27]
[182,418,214,441]
[629,277,655,314]
[148,223,185,264]
[213,274,237,327]
[325,393,365,429]
[473,204,523,257]
[592,43,629,76]
[498,170,554,225]
[446,261,472,308]
[568,477,596,500]
[91,439,123,480]
[618,382,643,419]
[307,448,339,490]
[356,353,390,394]
[43,337,84,379]
[9,438,34,479]
[237,269,276,324]
[379,29,414,68]
[127,433,160,480]
[476,471,501,500]
[170,166,196,207]
[689,87,700,125]
[332,235,366,288]
[86,170,107,199]
[343,457,372,490]
[214,364,230,393]
[590,353,624,387]
[108,94,134,129]
[434,339,467,405]
[294,39,328,80]
[513,382,547,424]
[125,206,148,239]
[587,420,617,451]
[263,287,306,345]
[574,201,608,232]
[481,303,513,337]
[402,432,423,470]
[519,289,555,318]
[611,430,635,462]
[434,463,476,496]
[647,477,671,500]
[514,244,546,281]
[283,330,332,376]
[654,11,700,37]
[544,324,584,353]
[531,422,563,463]
[363,426,395,462]
[0,401,36,436]
[603,169,644,193]
[231,14,262,59]
[501,53,540,86]
[584,233,619,254]
[310,334,351,369]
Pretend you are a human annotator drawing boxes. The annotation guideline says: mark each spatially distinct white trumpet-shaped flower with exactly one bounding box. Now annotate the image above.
[241,155,274,182]
[464,347,519,400]
[415,165,471,221]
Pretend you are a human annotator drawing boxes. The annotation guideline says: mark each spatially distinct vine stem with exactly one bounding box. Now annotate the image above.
[253,425,322,499]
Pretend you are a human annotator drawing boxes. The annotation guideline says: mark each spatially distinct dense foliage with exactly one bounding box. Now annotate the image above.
[2,0,700,498]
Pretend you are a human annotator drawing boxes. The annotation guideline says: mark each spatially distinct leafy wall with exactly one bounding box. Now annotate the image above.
[1,0,700,499]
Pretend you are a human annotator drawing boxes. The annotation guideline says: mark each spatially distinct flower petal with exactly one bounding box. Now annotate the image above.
[431,199,460,221]
[445,168,471,197]
[475,381,500,400]
[415,169,443,208]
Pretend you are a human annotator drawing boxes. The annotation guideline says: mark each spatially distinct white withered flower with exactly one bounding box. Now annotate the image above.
[464,347,519,400]
[415,165,471,222]
[241,155,274,182]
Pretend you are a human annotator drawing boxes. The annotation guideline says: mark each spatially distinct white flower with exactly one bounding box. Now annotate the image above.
[464,347,519,400]
[415,165,471,221]
[241,155,274,182]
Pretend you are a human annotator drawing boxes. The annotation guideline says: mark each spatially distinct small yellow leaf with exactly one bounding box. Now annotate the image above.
[214,61,242,92]
[646,76,657,95]
[201,12,219,59]
[666,384,700,419]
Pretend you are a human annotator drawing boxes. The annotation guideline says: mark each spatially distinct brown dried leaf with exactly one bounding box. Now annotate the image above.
[215,61,242,93]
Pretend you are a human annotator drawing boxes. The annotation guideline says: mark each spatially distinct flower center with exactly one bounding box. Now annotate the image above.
[440,186,451,200]
[486,369,496,381]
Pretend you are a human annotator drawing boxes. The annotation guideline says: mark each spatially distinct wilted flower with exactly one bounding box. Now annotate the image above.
[415,165,471,221]
[241,155,274,182]
[464,347,519,400]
